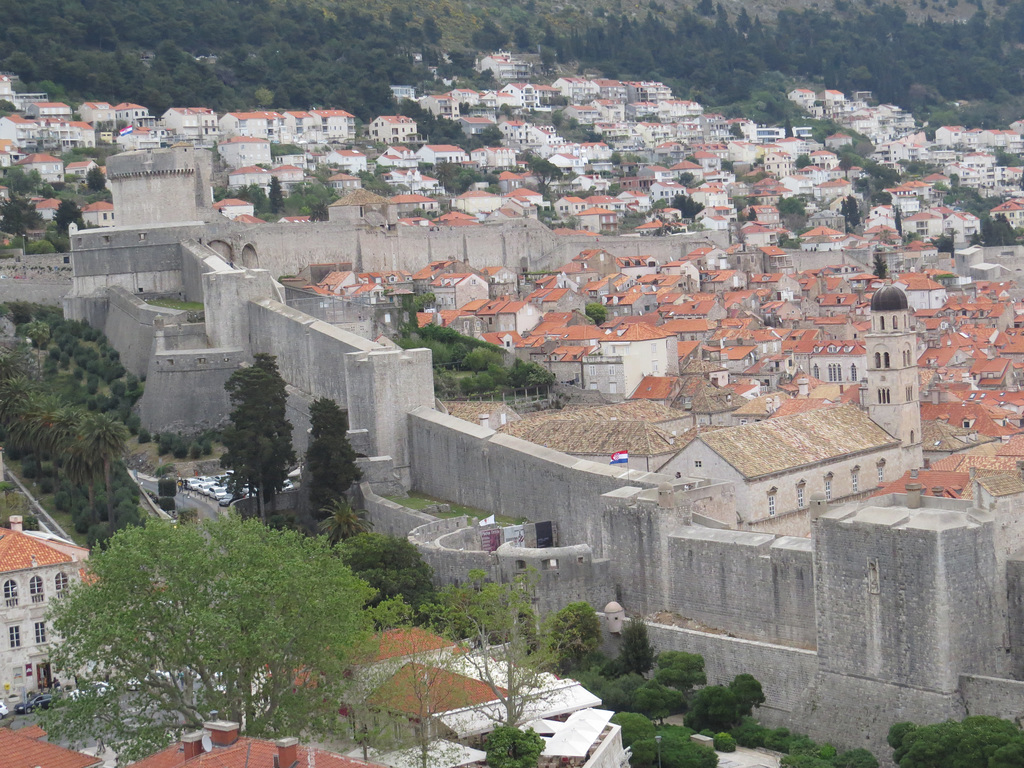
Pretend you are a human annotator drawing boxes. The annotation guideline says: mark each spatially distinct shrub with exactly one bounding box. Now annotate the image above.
[611,712,656,748]
[731,717,767,748]
[172,442,189,459]
[126,414,141,434]
[137,428,151,444]
[189,442,202,459]
[713,733,736,752]
[157,477,177,497]
[21,457,38,479]
[54,491,70,511]
[39,477,54,494]
[158,496,176,512]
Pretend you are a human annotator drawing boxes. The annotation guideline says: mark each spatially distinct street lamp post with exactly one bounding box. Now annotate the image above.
[655,734,662,768]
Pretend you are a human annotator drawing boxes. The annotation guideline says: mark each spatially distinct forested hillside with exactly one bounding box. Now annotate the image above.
[3,0,1024,123]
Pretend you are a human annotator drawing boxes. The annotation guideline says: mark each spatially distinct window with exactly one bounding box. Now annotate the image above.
[768,494,776,517]
[850,364,857,381]
[824,478,832,501]
[589,365,597,376]
[4,580,17,607]
[906,386,913,401]
[55,573,68,595]
[852,471,859,493]
[34,621,46,645]
[883,352,890,368]
[880,316,885,330]
[874,352,881,368]
[812,364,820,379]
[694,460,702,468]
[878,464,885,484]
[797,484,805,509]
[8,626,19,649]
[29,575,43,603]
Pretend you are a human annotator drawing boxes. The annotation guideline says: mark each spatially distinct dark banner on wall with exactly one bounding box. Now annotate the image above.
[535,521,553,548]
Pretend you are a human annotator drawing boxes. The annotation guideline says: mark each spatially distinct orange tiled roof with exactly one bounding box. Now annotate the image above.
[368,662,503,716]
[0,529,79,573]
[129,737,379,768]
[0,728,100,768]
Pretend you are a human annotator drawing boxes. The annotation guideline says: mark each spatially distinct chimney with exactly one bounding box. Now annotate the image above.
[182,731,205,760]
[906,482,923,509]
[931,388,940,405]
[798,377,809,398]
[910,468,918,480]
[1017,460,1024,482]
[923,457,931,470]
[932,487,944,497]
[9,515,22,532]
[204,720,240,747]
[274,737,299,768]
[479,413,490,430]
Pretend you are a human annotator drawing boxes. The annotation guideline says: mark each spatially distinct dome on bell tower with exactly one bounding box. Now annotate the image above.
[870,284,908,312]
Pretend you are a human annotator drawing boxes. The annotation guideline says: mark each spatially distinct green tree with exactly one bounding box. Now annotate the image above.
[269,176,285,214]
[77,412,129,533]
[305,397,362,516]
[654,651,706,696]
[670,193,704,219]
[840,195,860,230]
[464,346,504,372]
[339,532,436,609]
[873,253,888,279]
[318,497,371,545]
[86,166,107,193]
[888,716,1024,768]
[618,618,656,675]
[633,680,685,723]
[55,199,83,235]
[309,202,329,221]
[43,518,372,761]
[834,749,879,768]
[525,155,562,196]
[221,353,296,524]
[0,196,43,236]
[894,205,903,236]
[729,673,765,718]
[684,685,739,732]
[660,727,718,768]
[430,570,552,727]
[585,302,608,325]
[611,712,656,749]
[545,601,602,670]
[485,726,545,768]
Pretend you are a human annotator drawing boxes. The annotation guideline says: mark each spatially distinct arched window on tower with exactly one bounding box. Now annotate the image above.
[910,430,915,443]
[880,316,886,330]
[892,315,898,329]
[874,352,881,368]
[883,352,890,368]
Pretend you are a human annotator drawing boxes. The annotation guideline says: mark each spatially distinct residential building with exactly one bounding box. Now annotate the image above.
[369,115,419,145]
[219,111,284,141]
[82,201,115,227]
[160,108,218,144]
[15,153,63,183]
[0,517,89,695]
[476,52,532,81]
[217,136,272,169]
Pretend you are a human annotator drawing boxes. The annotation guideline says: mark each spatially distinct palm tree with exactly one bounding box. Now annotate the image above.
[78,413,129,534]
[318,498,371,545]
[0,376,36,429]
[63,438,99,525]
[0,350,29,384]
[8,392,63,457]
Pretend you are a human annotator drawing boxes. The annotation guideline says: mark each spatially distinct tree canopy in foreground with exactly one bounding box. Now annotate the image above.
[43,517,373,761]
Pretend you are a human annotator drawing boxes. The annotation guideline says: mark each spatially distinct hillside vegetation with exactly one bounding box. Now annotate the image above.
[2,0,1024,124]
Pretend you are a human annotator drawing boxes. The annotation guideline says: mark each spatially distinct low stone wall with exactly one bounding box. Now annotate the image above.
[961,674,1024,721]
[359,483,437,539]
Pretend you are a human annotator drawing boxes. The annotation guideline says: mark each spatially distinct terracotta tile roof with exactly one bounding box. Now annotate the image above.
[129,737,380,768]
[697,405,897,479]
[769,398,837,418]
[368,662,502,716]
[0,529,81,572]
[875,470,971,498]
[359,628,454,663]
[0,728,101,768]
[628,375,681,401]
[500,417,678,457]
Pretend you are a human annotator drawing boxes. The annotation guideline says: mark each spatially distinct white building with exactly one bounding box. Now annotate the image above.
[0,517,89,696]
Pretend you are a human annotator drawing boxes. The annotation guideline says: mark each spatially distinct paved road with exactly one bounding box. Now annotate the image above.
[137,475,224,522]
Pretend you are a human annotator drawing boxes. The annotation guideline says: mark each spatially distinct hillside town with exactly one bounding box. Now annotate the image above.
[7,43,1024,768]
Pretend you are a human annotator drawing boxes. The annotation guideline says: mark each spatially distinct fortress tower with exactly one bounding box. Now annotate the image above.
[866,284,923,471]
[106,146,215,228]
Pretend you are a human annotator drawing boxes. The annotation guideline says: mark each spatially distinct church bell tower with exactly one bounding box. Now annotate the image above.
[866,284,922,471]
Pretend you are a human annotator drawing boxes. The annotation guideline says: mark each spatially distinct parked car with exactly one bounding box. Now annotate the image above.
[14,692,51,714]
[0,700,7,718]
[67,681,112,701]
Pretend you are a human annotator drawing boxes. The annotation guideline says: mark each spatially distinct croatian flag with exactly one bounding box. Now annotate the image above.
[610,451,629,465]
[119,125,133,136]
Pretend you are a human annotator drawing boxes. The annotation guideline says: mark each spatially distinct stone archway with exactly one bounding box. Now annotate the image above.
[238,243,259,269]
[206,239,233,262]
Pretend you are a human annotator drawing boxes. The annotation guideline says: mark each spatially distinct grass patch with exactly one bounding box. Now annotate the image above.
[146,298,204,312]
[387,491,525,525]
